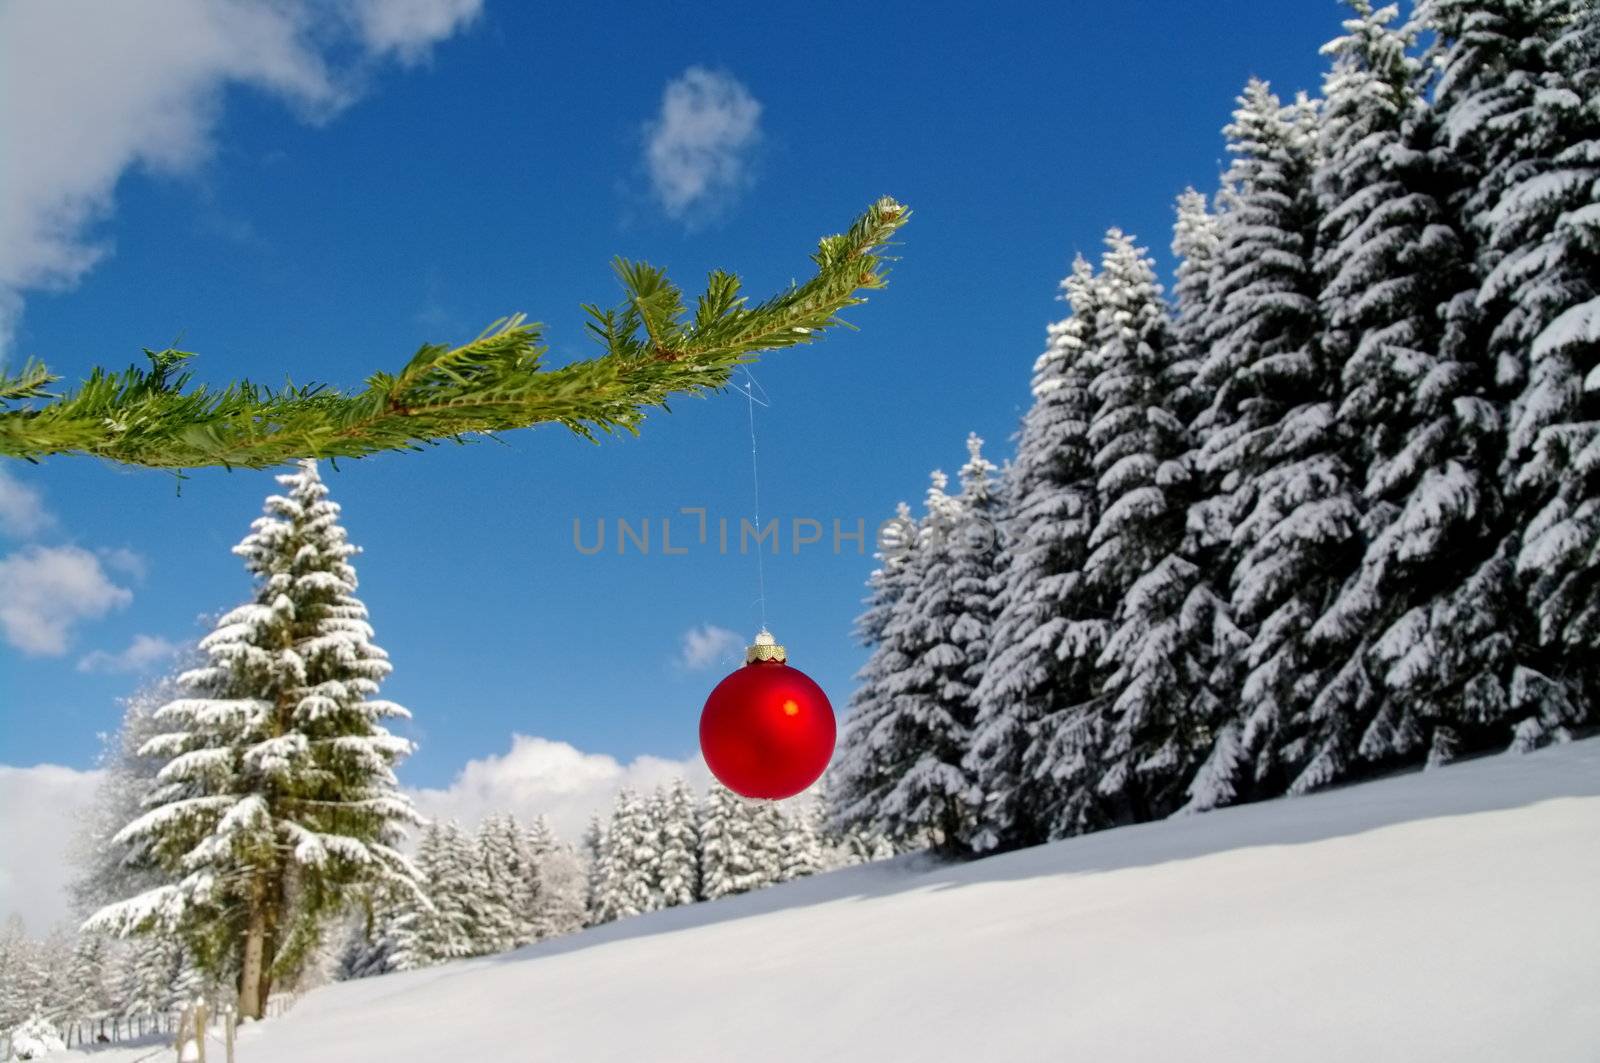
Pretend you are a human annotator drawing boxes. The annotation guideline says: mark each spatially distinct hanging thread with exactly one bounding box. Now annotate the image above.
[742,367,771,634]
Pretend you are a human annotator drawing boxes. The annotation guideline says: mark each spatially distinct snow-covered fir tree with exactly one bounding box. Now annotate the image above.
[517,816,558,940]
[1189,78,1371,797]
[828,502,917,840]
[1171,188,1222,363]
[1162,192,1256,817]
[0,918,39,1031]
[1306,0,1508,772]
[967,258,1105,849]
[818,772,898,866]
[590,789,657,922]
[62,934,116,1022]
[524,815,559,865]
[115,934,199,1017]
[1413,0,1594,753]
[777,797,827,881]
[639,789,672,913]
[899,433,1003,848]
[529,837,589,940]
[1470,3,1600,727]
[390,820,473,970]
[85,461,421,1018]
[1419,0,1585,255]
[1316,0,1440,470]
[835,471,949,849]
[653,780,700,908]
[850,443,998,852]
[384,826,441,966]
[747,799,789,886]
[474,814,534,952]
[71,674,186,922]
[824,819,898,867]
[337,899,399,981]
[1074,229,1218,822]
[1080,231,1189,607]
[22,930,70,1026]
[580,814,605,918]
[699,784,764,900]
[1302,0,1436,773]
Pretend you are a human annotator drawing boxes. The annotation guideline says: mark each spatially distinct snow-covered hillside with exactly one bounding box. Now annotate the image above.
[64,739,1600,1062]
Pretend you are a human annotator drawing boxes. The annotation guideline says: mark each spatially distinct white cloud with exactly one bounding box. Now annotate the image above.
[0,763,104,932]
[0,466,53,539]
[679,623,743,671]
[645,67,762,221]
[350,0,482,64]
[0,0,481,353]
[0,545,133,654]
[97,546,148,582]
[77,633,181,674]
[409,734,707,843]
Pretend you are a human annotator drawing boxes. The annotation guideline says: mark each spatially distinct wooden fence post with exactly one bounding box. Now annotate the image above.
[173,1005,189,1063]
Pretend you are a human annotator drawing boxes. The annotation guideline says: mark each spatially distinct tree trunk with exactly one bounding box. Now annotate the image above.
[238,895,269,1020]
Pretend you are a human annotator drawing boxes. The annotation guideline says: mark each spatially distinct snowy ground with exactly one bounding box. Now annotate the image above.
[53,739,1600,1062]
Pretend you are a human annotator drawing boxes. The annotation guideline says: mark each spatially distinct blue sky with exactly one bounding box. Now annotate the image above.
[1,1,1341,800]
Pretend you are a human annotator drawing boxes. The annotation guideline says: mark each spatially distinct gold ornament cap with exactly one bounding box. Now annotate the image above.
[745,629,788,665]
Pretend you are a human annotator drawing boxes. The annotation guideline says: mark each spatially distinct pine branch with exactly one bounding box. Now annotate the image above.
[0,197,908,469]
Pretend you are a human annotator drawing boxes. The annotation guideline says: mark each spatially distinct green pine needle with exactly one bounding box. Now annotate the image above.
[0,197,909,470]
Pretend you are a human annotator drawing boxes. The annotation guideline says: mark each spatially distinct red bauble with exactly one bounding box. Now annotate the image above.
[700,634,836,800]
